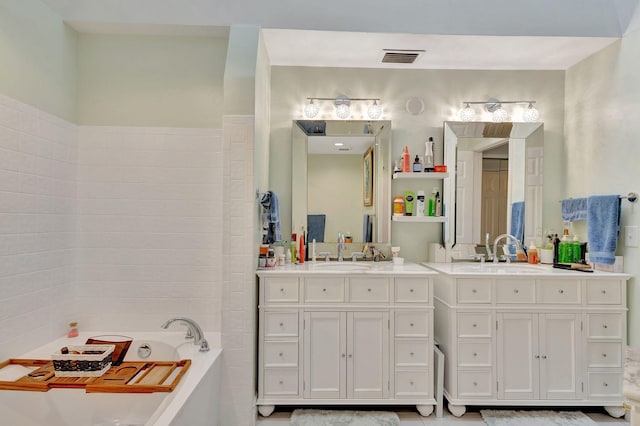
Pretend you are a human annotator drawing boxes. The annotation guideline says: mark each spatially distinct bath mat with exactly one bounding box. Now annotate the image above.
[480,409,597,426]
[290,409,400,426]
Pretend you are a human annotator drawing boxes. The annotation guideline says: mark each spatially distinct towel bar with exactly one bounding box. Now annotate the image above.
[559,192,637,203]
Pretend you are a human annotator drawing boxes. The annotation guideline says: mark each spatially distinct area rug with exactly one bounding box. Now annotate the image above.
[290,409,400,426]
[480,409,597,426]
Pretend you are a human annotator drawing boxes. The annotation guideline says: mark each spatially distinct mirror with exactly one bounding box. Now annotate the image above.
[292,120,392,244]
[443,121,544,249]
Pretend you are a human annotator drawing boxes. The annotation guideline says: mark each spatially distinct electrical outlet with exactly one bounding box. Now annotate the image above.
[624,226,639,248]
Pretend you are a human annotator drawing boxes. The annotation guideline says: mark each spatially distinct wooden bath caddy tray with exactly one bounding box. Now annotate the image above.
[0,358,191,393]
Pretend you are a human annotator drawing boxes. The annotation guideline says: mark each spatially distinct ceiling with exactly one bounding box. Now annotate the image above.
[42,0,640,70]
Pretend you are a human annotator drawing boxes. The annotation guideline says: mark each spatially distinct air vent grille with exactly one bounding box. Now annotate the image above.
[381,49,425,64]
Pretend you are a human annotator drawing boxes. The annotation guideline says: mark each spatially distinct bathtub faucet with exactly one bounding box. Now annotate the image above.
[161,317,210,352]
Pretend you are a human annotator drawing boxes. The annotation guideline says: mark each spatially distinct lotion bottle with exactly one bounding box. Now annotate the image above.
[416,191,426,216]
[527,242,539,264]
[402,146,410,173]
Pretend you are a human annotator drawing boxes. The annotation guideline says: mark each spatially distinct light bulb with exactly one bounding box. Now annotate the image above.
[459,104,476,121]
[492,106,508,123]
[304,100,319,119]
[335,103,350,119]
[367,100,382,120]
[523,103,539,122]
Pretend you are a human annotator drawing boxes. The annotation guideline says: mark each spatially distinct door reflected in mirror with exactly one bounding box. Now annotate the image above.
[292,120,391,244]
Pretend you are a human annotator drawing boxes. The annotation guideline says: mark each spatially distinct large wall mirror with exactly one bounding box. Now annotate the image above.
[443,121,544,249]
[292,120,391,244]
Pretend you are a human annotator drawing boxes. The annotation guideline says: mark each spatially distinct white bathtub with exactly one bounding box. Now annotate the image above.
[0,331,222,426]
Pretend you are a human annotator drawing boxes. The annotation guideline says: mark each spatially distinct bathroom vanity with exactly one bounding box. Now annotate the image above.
[256,262,437,416]
[425,262,630,417]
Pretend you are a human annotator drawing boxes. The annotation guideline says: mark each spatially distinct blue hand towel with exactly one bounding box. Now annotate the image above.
[260,191,282,244]
[307,214,326,243]
[587,195,621,265]
[510,201,525,245]
[561,198,587,222]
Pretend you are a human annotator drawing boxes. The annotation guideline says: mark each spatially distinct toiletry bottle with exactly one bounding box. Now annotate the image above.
[403,191,415,216]
[298,229,305,264]
[428,187,438,216]
[424,137,435,172]
[290,233,297,264]
[558,229,571,263]
[570,235,581,263]
[393,196,404,216]
[413,155,422,172]
[435,191,442,217]
[527,242,539,264]
[68,322,79,338]
[416,191,426,216]
[285,246,292,264]
[402,146,410,173]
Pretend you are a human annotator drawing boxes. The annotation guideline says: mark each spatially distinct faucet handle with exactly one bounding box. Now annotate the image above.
[351,252,364,262]
[319,251,331,262]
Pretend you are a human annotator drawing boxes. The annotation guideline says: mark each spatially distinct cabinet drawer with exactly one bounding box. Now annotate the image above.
[395,340,428,367]
[304,277,345,302]
[458,370,493,398]
[457,279,491,304]
[495,279,535,304]
[457,313,492,338]
[588,372,622,399]
[264,277,299,303]
[538,279,580,304]
[263,368,299,396]
[395,311,429,337]
[395,278,429,303]
[587,342,622,368]
[458,341,492,367]
[264,341,298,367]
[587,314,623,339]
[349,277,389,302]
[586,281,622,305]
[264,311,299,337]
[395,370,431,397]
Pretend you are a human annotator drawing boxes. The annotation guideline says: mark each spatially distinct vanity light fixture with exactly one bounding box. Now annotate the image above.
[459,99,539,122]
[303,96,383,120]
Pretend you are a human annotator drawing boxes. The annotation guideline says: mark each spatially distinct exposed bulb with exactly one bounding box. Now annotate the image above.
[304,100,319,119]
[459,103,476,121]
[492,106,508,122]
[335,103,350,119]
[523,103,539,122]
[367,100,382,120]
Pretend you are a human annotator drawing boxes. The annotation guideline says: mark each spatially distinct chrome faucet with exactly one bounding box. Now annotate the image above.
[161,317,210,352]
[492,233,522,264]
[337,233,346,262]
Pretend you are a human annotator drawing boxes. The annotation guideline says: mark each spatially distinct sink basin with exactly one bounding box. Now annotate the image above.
[312,262,373,271]
[452,263,545,274]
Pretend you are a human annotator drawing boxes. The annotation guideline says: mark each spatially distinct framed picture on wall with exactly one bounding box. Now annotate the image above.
[363,147,373,206]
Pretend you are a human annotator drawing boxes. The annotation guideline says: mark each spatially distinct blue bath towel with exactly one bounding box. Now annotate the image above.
[587,195,621,265]
[561,198,587,222]
[510,201,525,245]
[307,214,326,243]
[260,191,282,244]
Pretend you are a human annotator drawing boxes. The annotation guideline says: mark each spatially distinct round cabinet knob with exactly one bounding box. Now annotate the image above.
[472,323,477,328]
[410,381,414,386]
[603,353,607,357]
[342,353,346,358]
[368,288,372,292]
[473,352,478,357]
[558,289,564,294]
[280,288,284,292]
[279,322,284,327]
[603,324,608,329]
[602,290,607,294]
[514,289,519,294]
[279,352,283,357]
[348,354,353,358]
[410,323,415,327]
[410,352,414,356]
[542,355,547,359]
[473,382,478,386]
[535,355,540,359]
[410,289,414,293]
[472,289,477,293]
[322,288,327,292]
[603,382,609,387]
[279,380,283,385]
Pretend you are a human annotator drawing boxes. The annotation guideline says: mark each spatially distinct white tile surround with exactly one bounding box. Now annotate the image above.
[0,94,77,359]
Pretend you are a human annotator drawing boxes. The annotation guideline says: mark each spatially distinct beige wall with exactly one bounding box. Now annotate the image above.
[77,33,227,127]
[270,67,566,262]
[0,0,77,121]
[565,21,640,345]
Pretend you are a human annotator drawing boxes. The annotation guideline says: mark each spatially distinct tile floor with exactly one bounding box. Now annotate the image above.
[257,406,629,425]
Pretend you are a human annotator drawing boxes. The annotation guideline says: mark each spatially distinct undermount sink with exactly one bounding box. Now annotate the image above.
[452,263,546,274]
[312,262,373,271]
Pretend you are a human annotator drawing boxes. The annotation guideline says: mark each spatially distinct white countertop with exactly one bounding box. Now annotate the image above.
[423,262,632,278]
[257,261,436,276]
[625,347,640,402]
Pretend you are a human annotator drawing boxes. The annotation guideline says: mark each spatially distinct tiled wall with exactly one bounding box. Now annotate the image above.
[0,94,77,359]
[75,126,224,332]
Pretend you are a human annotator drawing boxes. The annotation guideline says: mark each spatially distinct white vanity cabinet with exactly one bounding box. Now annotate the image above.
[257,264,436,417]
[427,263,630,418]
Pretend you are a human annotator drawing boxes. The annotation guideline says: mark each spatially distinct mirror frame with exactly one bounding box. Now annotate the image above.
[443,121,544,250]
[291,120,392,244]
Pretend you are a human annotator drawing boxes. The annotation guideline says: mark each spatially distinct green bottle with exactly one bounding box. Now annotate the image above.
[558,231,571,263]
[571,235,581,263]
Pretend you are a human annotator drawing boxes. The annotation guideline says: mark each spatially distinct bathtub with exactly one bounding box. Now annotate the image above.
[0,331,222,426]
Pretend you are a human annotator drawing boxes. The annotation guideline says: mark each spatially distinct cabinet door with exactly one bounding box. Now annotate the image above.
[538,313,580,400]
[347,311,389,399]
[304,312,346,399]
[497,312,538,400]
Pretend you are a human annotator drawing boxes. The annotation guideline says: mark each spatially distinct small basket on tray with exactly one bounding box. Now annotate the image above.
[51,344,115,377]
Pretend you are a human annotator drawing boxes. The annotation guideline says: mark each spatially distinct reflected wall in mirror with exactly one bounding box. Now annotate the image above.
[292,120,391,244]
[443,121,544,249]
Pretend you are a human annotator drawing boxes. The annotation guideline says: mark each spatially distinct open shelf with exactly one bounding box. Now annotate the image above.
[392,215,446,223]
[393,172,449,180]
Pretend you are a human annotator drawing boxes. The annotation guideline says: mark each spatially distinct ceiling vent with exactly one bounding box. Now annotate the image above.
[381,49,425,64]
